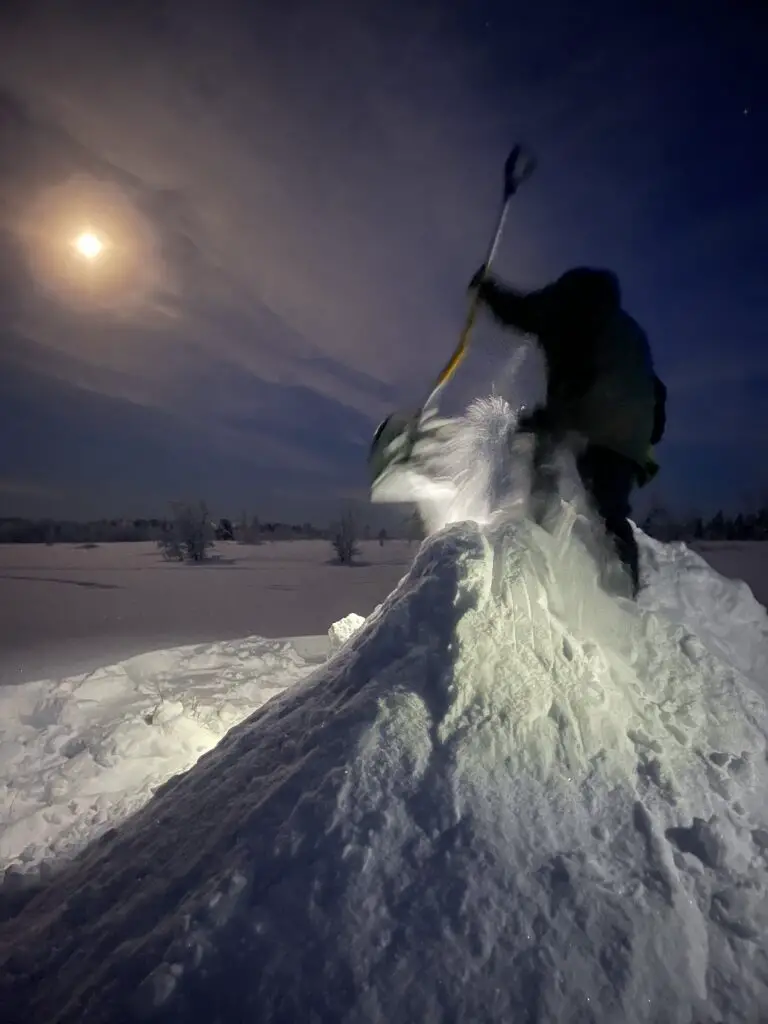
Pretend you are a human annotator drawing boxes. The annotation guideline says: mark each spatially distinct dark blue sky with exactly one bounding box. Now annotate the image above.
[0,0,765,521]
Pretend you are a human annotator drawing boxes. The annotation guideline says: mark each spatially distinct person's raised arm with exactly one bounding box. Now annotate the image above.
[469,267,545,336]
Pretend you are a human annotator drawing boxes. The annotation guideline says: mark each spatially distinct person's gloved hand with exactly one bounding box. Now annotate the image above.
[468,264,491,293]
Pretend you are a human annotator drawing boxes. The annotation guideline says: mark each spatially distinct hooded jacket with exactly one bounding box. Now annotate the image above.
[477,268,662,471]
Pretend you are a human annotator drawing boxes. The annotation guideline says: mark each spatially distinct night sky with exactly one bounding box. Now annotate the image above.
[0,0,765,523]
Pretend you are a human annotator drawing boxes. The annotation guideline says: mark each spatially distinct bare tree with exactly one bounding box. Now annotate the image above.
[404,509,424,547]
[237,511,261,545]
[158,500,215,563]
[331,507,360,565]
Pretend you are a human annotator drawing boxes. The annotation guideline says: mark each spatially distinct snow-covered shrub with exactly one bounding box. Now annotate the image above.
[158,501,215,563]
[237,513,262,545]
[331,508,359,565]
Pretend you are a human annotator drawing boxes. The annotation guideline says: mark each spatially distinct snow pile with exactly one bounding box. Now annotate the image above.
[1,513,767,1023]
[639,533,768,692]
[0,638,312,877]
[328,612,367,655]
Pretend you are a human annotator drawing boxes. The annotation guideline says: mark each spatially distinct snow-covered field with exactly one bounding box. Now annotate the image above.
[1,537,766,688]
[0,517,766,1021]
[690,540,768,609]
[0,539,416,685]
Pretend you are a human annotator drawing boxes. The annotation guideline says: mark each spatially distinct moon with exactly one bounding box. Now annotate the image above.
[21,176,169,313]
[73,231,104,260]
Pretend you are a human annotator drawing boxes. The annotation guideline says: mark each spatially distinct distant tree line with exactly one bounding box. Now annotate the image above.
[3,502,766,549]
[0,514,328,546]
[0,508,418,546]
[639,506,768,543]
[0,517,164,545]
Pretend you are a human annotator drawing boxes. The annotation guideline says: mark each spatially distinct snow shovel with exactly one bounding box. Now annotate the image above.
[368,143,537,491]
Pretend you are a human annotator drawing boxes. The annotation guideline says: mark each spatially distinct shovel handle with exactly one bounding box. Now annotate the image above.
[431,288,482,393]
[423,194,511,410]
[422,144,536,412]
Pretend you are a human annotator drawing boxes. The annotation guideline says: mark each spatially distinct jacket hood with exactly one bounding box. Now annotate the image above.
[553,267,622,316]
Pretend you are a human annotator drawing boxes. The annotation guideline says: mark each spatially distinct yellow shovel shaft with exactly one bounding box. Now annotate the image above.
[422,197,511,411]
[432,290,481,391]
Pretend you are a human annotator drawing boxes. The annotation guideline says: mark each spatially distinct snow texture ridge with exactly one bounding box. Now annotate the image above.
[1,516,767,1023]
[639,533,768,695]
[0,638,311,876]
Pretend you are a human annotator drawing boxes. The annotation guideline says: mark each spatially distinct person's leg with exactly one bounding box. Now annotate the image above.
[528,431,561,525]
[577,446,640,595]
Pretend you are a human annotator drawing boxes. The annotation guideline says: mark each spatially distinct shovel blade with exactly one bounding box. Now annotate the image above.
[368,411,419,486]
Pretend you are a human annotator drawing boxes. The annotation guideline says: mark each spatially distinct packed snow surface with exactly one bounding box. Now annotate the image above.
[1,509,767,1023]
[0,638,314,876]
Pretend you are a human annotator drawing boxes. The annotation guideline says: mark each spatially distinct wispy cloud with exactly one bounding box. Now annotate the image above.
[0,478,63,500]
[0,0,764,514]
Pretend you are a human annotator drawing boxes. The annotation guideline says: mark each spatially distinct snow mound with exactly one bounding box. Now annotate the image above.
[639,532,768,691]
[328,612,366,655]
[0,637,311,877]
[1,517,767,1023]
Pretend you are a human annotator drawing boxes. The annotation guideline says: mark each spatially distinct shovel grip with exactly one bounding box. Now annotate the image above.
[422,142,535,413]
